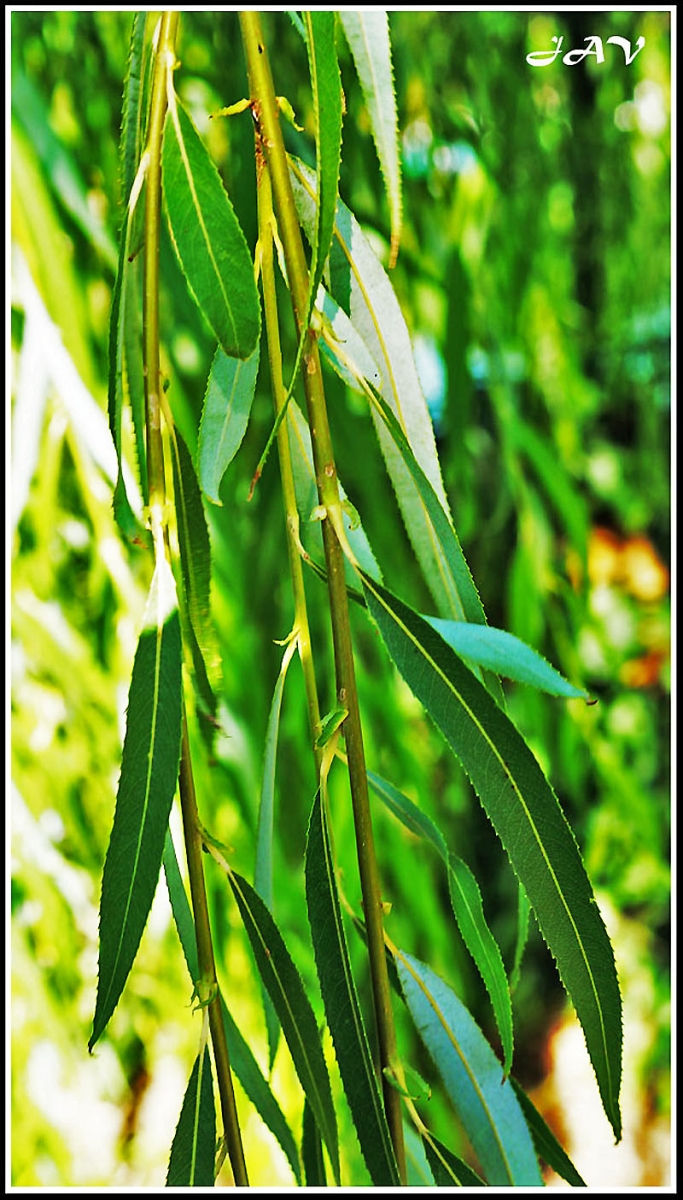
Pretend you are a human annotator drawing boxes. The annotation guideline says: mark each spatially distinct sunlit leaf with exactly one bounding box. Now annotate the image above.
[426,616,590,699]
[367,770,513,1075]
[289,158,459,622]
[162,97,260,360]
[305,790,401,1186]
[338,11,402,266]
[166,1047,216,1186]
[361,571,623,1140]
[396,949,542,1186]
[198,343,260,505]
[90,551,182,1048]
[225,868,340,1183]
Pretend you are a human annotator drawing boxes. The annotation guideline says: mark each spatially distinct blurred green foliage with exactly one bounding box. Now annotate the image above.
[11,10,670,1187]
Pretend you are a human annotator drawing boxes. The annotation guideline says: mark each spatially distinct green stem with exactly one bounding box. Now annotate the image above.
[256,151,322,771]
[143,15,248,1185]
[240,11,407,1184]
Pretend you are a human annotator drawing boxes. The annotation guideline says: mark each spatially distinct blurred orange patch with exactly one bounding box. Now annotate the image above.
[588,527,669,601]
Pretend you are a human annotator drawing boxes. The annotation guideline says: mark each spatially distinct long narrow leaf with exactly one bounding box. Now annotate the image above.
[289,158,459,621]
[166,1047,216,1187]
[162,832,303,1185]
[90,552,182,1048]
[510,1077,587,1187]
[302,1097,327,1187]
[360,571,623,1140]
[305,790,401,1186]
[255,643,297,1072]
[396,950,542,1186]
[421,1130,487,1187]
[284,11,342,400]
[426,616,590,699]
[338,11,402,266]
[367,770,513,1074]
[163,97,260,360]
[198,343,260,504]
[225,868,340,1183]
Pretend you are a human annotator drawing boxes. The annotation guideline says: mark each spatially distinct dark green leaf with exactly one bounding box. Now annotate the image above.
[162,832,303,1185]
[90,554,182,1048]
[302,1096,327,1186]
[166,1047,216,1187]
[361,572,623,1141]
[162,98,260,360]
[305,790,401,1186]
[169,427,221,708]
[225,868,340,1184]
[396,950,542,1186]
[510,1077,587,1187]
[510,882,531,993]
[198,343,260,504]
[422,1130,487,1187]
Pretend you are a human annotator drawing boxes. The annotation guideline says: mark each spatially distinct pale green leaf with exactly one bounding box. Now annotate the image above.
[360,571,623,1140]
[426,616,590,699]
[338,11,402,265]
[198,343,260,504]
[226,869,340,1183]
[396,950,542,1186]
[289,158,459,621]
[367,770,513,1076]
[163,98,260,360]
[162,832,303,1185]
[286,398,381,583]
[510,882,531,994]
[305,791,401,1186]
[90,554,182,1048]
[166,1048,216,1186]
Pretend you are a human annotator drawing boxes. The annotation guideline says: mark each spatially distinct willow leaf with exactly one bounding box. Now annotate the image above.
[421,1130,487,1187]
[302,1096,327,1186]
[367,770,513,1075]
[162,97,260,360]
[169,427,220,693]
[338,11,402,265]
[289,158,458,622]
[198,342,260,504]
[510,1077,587,1187]
[162,832,303,1185]
[426,616,589,699]
[225,869,340,1183]
[286,399,381,582]
[255,645,297,1073]
[396,950,542,1186]
[361,571,623,1140]
[119,11,147,221]
[166,1047,216,1187]
[305,791,401,1186]
[90,552,182,1049]
[510,882,532,994]
[284,11,342,399]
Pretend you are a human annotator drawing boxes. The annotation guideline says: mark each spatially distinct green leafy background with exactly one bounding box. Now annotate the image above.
[10,10,670,1188]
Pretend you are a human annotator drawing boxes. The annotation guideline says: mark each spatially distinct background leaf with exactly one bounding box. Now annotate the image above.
[90,552,183,1049]
[162,97,260,360]
[166,1047,216,1187]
